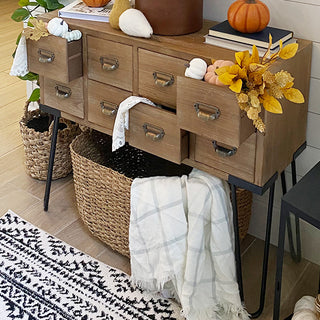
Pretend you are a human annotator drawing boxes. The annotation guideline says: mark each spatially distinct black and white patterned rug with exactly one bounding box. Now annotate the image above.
[0,210,183,320]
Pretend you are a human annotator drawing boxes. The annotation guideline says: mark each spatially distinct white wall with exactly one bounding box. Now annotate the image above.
[203,0,320,265]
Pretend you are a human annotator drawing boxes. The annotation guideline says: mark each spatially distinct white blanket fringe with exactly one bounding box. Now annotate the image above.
[130,169,249,320]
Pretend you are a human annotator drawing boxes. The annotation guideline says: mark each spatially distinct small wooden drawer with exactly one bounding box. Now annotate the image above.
[193,134,256,183]
[27,36,82,83]
[87,80,132,134]
[177,77,254,148]
[41,77,84,119]
[87,36,133,91]
[138,49,187,109]
[129,104,188,164]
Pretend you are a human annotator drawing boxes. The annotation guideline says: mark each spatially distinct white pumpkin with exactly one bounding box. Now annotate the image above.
[292,309,318,320]
[185,58,207,80]
[294,296,316,314]
[62,30,82,42]
[119,9,153,38]
[47,18,69,37]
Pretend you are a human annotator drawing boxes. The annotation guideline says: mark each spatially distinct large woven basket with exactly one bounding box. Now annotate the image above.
[20,101,81,180]
[70,130,252,257]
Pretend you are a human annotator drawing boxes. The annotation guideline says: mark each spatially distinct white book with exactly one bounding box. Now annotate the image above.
[58,0,113,22]
[204,34,297,57]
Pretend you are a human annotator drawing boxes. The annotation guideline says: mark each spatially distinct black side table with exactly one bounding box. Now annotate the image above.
[273,161,320,320]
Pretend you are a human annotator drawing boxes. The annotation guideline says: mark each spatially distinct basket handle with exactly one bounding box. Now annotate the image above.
[23,99,42,118]
[23,100,32,118]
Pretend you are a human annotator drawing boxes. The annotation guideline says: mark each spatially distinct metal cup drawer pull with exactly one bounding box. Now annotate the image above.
[194,102,220,121]
[153,71,174,87]
[100,101,118,116]
[38,49,55,63]
[212,140,237,157]
[55,85,72,99]
[100,57,119,71]
[143,123,165,141]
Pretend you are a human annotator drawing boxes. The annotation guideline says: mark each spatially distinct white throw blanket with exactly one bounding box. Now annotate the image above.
[130,169,249,320]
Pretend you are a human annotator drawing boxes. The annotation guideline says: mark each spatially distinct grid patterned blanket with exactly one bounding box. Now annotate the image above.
[130,169,249,320]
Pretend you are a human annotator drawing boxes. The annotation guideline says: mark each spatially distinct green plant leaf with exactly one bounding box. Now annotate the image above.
[16,32,22,45]
[11,8,30,22]
[29,88,40,101]
[18,0,30,7]
[27,19,34,27]
[35,0,47,8]
[45,0,64,10]
[18,72,39,81]
[12,32,22,58]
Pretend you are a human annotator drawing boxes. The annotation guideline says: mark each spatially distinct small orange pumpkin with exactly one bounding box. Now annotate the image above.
[227,0,270,33]
[204,60,234,86]
[83,0,111,7]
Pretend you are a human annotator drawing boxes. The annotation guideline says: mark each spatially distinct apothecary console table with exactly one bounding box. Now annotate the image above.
[29,11,312,318]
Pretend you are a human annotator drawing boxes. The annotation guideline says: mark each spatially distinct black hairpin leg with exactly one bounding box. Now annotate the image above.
[40,104,61,212]
[273,199,290,320]
[230,178,276,318]
[280,160,301,263]
[231,184,244,301]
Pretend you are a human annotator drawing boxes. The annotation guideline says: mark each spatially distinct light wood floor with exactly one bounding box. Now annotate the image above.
[0,1,318,318]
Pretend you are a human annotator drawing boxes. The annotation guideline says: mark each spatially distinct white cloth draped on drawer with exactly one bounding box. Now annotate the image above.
[112,96,155,152]
[10,35,29,77]
[129,169,249,320]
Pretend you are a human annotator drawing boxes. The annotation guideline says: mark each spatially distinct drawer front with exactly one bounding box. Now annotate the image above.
[88,80,132,134]
[129,104,188,164]
[138,49,187,108]
[87,36,133,91]
[27,36,82,83]
[194,134,256,183]
[177,77,254,148]
[42,77,84,119]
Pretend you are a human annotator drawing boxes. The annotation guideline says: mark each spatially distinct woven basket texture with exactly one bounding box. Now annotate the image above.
[20,101,81,180]
[70,130,252,257]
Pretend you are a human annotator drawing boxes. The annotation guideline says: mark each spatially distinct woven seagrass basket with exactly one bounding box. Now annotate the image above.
[20,101,81,180]
[70,130,252,257]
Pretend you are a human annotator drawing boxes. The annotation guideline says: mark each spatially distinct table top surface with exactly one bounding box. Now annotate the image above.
[283,161,320,225]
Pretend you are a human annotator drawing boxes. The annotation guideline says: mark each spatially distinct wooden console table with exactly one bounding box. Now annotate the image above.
[28,11,312,318]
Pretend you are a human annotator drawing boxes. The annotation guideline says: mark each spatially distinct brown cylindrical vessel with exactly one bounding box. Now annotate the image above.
[135,0,203,35]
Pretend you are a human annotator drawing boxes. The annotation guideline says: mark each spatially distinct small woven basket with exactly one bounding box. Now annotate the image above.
[70,130,252,257]
[20,101,81,180]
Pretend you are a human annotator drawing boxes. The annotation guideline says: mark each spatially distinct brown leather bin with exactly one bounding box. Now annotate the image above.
[135,0,203,35]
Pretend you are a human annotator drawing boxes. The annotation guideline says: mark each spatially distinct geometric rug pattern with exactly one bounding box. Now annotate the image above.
[0,210,183,319]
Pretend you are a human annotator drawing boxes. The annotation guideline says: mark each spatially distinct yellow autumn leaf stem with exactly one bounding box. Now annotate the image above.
[279,43,299,60]
[261,93,283,114]
[283,88,305,103]
[229,79,243,93]
[206,33,303,134]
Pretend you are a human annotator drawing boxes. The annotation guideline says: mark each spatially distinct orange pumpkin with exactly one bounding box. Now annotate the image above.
[83,0,111,7]
[204,60,234,86]
[227,0,270,33]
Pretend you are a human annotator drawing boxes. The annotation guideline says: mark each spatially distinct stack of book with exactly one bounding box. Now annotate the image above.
[58,0,113,22]
[205,20,295,57]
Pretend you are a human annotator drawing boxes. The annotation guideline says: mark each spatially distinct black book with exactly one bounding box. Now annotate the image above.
[209,20,293,50]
